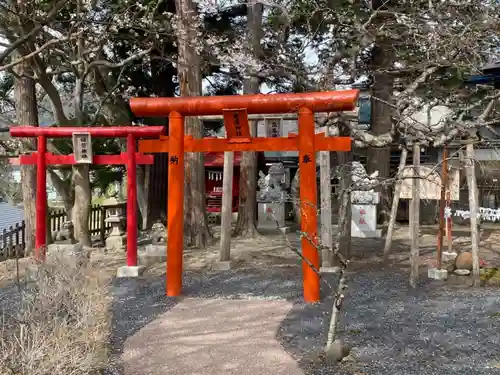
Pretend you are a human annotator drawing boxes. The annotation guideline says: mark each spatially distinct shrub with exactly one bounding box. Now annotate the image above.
[0,256,112,375]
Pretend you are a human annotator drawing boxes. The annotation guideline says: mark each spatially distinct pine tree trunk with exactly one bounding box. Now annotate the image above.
[234,0,263,237]
[14,59,38,254]
[144,46,176,226]
[366,3,394,225]
[71,50,92,246]
[175,0,211,247]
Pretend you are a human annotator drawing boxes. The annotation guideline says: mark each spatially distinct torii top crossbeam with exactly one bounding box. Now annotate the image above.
[130,90,358,117]
[131,90,359,303]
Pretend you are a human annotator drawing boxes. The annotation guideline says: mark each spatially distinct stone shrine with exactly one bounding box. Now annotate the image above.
[257,163,290,231]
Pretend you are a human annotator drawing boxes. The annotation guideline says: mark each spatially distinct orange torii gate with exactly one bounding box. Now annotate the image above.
[131,90,358,303]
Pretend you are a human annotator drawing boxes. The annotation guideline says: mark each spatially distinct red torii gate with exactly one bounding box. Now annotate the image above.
[132,90,358,303]
[9,126,164,262]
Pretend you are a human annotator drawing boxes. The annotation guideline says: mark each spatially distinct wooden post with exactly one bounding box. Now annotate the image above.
[298,107,320,302]
[319,126,333,267]
[437,146,448,269]
[99,206,106,244]
[167,112,185,296]
[446,191,453,252]
[410,143,420,288]
[219,151,234,262]
[465,143,481,286]
[383,147,407,262]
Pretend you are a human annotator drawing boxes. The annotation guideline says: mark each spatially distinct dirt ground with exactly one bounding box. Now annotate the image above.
[2,225,500,375]
[1,224,499,288]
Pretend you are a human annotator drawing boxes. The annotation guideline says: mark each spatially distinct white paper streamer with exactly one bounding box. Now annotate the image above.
[444,207,500,221]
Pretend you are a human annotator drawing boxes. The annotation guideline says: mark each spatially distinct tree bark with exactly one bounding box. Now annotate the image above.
[144,46,176,226]
[136,165,150,230]
[48,169,74,219]
[71,69,92,246]
[234,0,263,237]
[366,6,394,225]
[71,165,91,246]
[13,59,38,254]
[175,0,211,247]
[72,10,92,247]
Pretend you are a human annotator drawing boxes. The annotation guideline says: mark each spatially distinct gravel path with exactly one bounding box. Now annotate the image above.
[107,266,500,375]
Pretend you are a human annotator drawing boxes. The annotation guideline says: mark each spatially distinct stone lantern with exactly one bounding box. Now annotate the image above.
[103,196,127,252]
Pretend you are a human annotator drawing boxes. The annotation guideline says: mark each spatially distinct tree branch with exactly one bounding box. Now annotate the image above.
[84,47,153,78]
[0,0,68,66]
[0,32,82,72]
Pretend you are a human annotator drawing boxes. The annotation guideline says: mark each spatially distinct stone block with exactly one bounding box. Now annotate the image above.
[116,265,145,278]
[25,264,41,282]
[353,229,382,238]
[319,266,340,274]
[442,251,458,263]
[138,244,167,266]
[212,260,235,271]
[351,204,381,238]
[428,268,448,280]
[47,243,83,254]
[105,233,127,252]
[137,237,153,247]
[47,243,89,268]
[447,273,476,287]
[258,201,286,230]
[279,226,292,234]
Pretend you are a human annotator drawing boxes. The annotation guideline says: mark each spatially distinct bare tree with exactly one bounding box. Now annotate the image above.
[0,0,159,244]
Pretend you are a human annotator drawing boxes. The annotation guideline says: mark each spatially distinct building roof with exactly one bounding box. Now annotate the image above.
[205,152,242,167]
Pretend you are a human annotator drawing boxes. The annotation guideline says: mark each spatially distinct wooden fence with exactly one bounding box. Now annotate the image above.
[0,203,125,261]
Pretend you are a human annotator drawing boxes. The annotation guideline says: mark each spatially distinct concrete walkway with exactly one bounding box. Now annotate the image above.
[122,299,305,375]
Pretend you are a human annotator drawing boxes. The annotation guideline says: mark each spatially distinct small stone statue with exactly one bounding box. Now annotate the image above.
[258,163,287,192]
[53,221,77,244]
[151,222,166,245]
[268,162,287,190]
[257,171,268,190]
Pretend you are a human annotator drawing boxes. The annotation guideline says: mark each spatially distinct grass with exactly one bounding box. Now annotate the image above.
[348,329,363,335]
[0,255,112,375]
[480,268,500,285]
